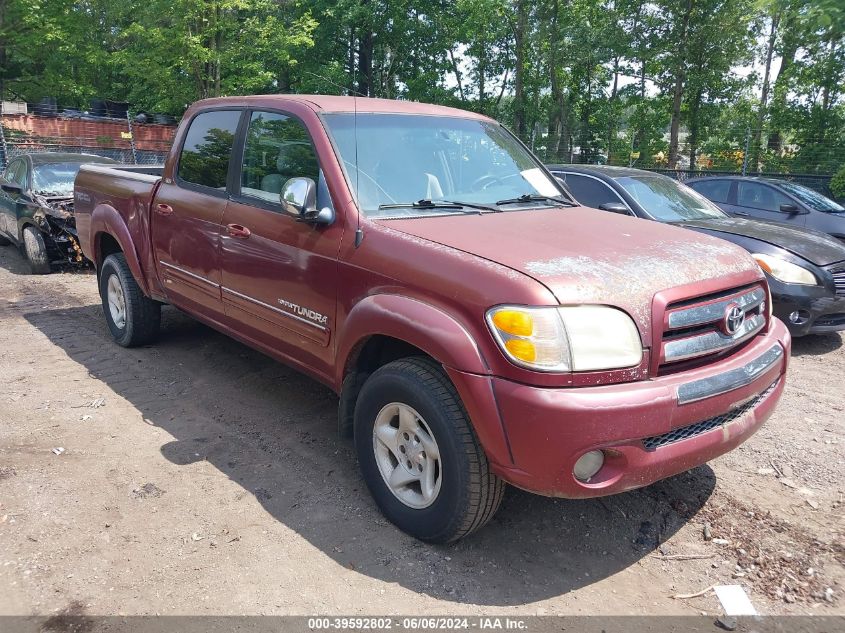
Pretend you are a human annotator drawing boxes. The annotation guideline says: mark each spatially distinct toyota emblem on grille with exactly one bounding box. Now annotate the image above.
[724,303,745,335]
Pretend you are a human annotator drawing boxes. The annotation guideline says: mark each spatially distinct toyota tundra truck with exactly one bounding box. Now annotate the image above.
[74,95,791,543]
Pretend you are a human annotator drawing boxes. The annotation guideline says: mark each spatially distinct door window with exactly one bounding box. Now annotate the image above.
[177,110,241,191]
[239,111,319,207]
[689,179,730,203]
[736,181,792,212]
[4,160,26,187]
[556,173,619,209]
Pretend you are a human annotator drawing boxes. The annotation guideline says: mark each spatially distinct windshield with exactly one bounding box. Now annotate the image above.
[322,113,562,217]
[777,181,844,213]
[615,175,727,222]
[32,162,91,196]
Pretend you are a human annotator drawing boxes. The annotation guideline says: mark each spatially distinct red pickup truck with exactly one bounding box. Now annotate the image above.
[74,95,791,543]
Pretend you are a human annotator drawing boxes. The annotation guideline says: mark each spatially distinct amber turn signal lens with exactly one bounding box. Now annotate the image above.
[753,255,772,274]
[504,339,536,362]
[491,310,533,337]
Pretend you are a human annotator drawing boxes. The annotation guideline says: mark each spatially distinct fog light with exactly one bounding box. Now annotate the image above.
[789,310,810,325]
[573,450,605,482]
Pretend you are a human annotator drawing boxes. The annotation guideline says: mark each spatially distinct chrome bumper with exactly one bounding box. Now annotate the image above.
[676,343,784,405]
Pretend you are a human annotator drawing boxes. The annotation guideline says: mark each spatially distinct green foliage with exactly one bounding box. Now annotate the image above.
[0,0,842,175]
[831,164,845,199]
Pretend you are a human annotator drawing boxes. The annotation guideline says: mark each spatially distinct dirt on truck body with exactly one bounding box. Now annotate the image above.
[73,95,791,543]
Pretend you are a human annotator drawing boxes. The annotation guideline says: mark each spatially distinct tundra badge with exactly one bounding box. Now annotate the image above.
[278,298,328,326]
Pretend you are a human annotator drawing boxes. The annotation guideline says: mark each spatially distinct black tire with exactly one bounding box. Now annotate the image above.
[354,357,504,543]
[99,253,161,347]
[22,226,51,274]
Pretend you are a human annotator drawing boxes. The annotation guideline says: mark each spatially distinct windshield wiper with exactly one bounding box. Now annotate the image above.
[494,194,575,207]
[378,199,496,213]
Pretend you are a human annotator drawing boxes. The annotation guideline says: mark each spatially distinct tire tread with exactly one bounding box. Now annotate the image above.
[369,356,504,543]
[101,253,160,346]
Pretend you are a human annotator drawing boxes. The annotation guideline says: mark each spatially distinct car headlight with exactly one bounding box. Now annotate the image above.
[752,254,819,286]
[486,305,643,372]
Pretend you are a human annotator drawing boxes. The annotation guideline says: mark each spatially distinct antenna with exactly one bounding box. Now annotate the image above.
[303,70,364,247]
[353,76,363,248]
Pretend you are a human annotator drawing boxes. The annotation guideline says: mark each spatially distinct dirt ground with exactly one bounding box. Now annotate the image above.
[0,244,842,618]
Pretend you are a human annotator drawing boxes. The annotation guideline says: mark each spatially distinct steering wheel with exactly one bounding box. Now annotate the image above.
[470,174,505,192]
[470,173,524,192]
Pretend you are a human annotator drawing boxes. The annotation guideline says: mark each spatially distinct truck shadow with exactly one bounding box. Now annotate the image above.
[24,302,716,606]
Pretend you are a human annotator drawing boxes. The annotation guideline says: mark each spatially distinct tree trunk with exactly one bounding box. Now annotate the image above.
[449,48,466,101]
[358,30,374,97]
[607,56,620,163]
[513,0,529,136]
[668,0,693,169]
[768,10,798,153]
[687,88,702,168]
[348,27,356,93]
[751,12,779,170]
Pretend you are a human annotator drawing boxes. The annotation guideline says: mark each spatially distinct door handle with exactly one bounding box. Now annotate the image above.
[227,223,251,238]
[734,211,749,216]
[155,203,174,216]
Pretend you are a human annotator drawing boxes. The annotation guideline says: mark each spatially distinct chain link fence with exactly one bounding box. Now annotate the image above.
[1,102,176,169]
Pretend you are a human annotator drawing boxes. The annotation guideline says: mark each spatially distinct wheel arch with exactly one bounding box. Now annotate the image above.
[336,294,491,438]
[90,204,149,295]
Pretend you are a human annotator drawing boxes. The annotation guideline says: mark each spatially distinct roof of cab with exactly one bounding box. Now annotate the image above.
[191,94,491,121]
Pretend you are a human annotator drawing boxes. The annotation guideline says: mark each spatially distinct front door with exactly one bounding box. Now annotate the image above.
[0,159,27,241]
[151,109,242,321]
[219,110,343,376]
[728,180,806,227]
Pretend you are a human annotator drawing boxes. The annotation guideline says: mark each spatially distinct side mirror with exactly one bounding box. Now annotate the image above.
[280,177,334,225]
[598,202,631,215]
[1,182,23,195]
[779,203,800,214]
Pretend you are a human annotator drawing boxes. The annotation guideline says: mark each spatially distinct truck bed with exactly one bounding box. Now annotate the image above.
[74,163,164,281]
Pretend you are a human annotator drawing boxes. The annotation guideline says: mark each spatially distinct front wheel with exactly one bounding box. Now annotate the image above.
[99,253,161,347]
[22,226,51,274]
[354,357,504,543]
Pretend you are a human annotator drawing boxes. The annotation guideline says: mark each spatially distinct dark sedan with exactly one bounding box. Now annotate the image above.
[686,175,845,243]
[0,153,117,273]
[548,164,845,337]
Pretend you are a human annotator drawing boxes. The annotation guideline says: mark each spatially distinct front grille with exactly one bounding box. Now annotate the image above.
[642,380,779,450]
[830,264,845,297]
[659,285,767,372]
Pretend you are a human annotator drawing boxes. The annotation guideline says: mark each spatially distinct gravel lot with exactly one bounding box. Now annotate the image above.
[0,245,842,618]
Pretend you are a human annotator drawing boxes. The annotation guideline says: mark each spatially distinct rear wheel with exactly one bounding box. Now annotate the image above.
[99,253,161,347]
[22,226,51,274]
[354,357,504,543]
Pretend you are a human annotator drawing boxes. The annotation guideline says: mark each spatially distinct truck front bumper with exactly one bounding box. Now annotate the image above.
[448,319,791,498]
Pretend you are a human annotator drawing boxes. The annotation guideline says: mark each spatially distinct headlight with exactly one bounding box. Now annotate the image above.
[752,253,819,286]
[486,305,643,372]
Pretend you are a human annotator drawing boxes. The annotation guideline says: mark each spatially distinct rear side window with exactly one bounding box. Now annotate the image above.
[240,111,319,206]
[178,110,241,190]
[556,173,618,209]
[690,179,730,203]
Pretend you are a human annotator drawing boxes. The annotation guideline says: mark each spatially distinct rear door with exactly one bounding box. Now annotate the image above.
[151,109,242,321]
[219,109,343,374]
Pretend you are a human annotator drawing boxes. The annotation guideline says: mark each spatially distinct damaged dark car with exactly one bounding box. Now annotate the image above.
[0,153,117,273]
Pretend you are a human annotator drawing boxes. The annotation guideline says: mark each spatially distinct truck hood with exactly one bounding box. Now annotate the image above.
[677,217,845,267]
[381,207,760,332]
